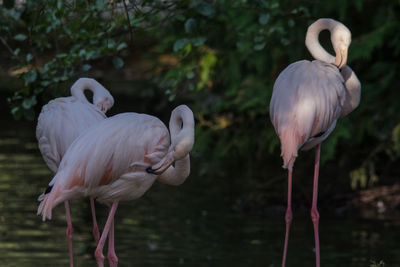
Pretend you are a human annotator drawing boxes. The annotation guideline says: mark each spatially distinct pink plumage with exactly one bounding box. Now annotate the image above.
[269,18,361,267]
[270,60,345,170]
[37,105,195,267]
[36,78,114,266]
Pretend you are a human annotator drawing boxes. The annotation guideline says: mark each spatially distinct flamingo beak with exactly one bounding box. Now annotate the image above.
[335,48,348,69]
[146,152,174,175]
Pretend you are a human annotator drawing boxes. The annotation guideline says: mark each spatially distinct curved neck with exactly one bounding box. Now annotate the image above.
[169,105,195,150]
[157,155,190,186]
[340,65,361,117]
[147,105,194,175]
[305,18,337,64]
[70,78,105,104]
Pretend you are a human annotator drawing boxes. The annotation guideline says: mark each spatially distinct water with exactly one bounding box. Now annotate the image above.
[0,110,399,266]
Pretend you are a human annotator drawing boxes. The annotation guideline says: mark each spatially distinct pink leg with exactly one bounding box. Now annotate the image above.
[95,201,119,267]
[282,169,293,267]
[90,197,100,244]
[65,200,74,267]
[311,144,321,267]
[107,218,118,267]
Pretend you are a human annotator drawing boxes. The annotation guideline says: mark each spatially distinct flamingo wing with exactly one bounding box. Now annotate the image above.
[36,97,106,171]
[38,112,170,220]
[269,60,346,169]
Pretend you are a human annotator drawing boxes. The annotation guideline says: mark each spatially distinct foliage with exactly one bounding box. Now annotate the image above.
[0,0,132,119]
[1,0,399,192]
[370,260,385,267]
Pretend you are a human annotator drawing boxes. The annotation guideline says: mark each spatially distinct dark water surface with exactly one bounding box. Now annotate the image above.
[0,116,399,267]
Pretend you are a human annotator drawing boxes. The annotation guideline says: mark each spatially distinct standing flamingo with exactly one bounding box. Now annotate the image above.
[269,18,361,267]
[37,105,195,267]
[36,78,114,266]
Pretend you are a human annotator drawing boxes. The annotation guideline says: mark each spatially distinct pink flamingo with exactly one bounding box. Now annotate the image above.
[269,18,361,267]
[36,78,114,266]
[37,105,195,267]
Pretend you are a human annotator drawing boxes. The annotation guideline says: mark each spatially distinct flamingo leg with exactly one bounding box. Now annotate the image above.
[311,144,321,267]
[107,218,118,267]
[90,197,100,244]
[65,200,74,267]
[282,169,293,267]
[95,201,119,267]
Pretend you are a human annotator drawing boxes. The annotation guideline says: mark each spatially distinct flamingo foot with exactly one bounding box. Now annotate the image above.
[95,247,105,267]
[107,250,118,267]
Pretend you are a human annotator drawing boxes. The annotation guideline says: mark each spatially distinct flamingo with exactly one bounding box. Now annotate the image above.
[37,105,195,267]
[36,78,114,266]
[269,18,361,267]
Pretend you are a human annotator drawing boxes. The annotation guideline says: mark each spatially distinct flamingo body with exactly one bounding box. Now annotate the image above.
[37,97,106,172]
[36,78,114,266]
[38,112,170,217]
[269,18,361,267]
[37,105,195,267]
[270,59,346,170]
[36,78,114,172]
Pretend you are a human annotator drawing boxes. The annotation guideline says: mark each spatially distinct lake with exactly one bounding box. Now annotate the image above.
[0,92,399,267]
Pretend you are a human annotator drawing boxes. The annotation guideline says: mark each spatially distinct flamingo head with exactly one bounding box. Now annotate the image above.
[331,24,351,69]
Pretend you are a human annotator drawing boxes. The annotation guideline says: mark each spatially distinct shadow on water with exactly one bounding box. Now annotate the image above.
[0,90,399,267]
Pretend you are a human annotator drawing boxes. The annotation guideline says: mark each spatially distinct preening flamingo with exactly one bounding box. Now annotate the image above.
[269,18,361,267]
[37,105,195,267]
[36,78,114,266]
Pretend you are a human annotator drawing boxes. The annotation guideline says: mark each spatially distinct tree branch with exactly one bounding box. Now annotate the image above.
[0,36,15,56]
[122,0,134,44]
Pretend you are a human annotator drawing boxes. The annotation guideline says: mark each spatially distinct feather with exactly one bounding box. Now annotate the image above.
[270,60,346,169]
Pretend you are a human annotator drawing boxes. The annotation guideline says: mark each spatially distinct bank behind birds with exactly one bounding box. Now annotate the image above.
[37,105,195,220]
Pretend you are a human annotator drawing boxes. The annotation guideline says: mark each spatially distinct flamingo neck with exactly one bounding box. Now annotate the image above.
[169,105,195,155]
[305,18,337,64]
[70,78,103,104]
[157,155,191,186]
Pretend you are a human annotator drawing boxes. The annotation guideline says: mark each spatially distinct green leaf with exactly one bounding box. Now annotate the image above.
[173,38,189,52]
[23,70,37,85]
[26,54,33,62]
[195,1,215,17]
[11,106,23,120]
[56,53,68,58]
[13,48,20,56]
[41,80,51,87]
[95,0,106,10]
[113,57,124,69]
[192,36,206,46]
[22,96,37,109]
[116,42,127,51]
[82,64,92,72]
[184,18,197,34]
[253,42,266,51]
[259,14,270,25]
[186,71,195,79]
[14,34,27,41]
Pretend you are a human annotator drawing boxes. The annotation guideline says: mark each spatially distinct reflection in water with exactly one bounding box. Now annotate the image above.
[0,120,399,267]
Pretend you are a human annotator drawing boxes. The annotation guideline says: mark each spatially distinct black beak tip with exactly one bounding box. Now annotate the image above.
[146,167,155,174]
